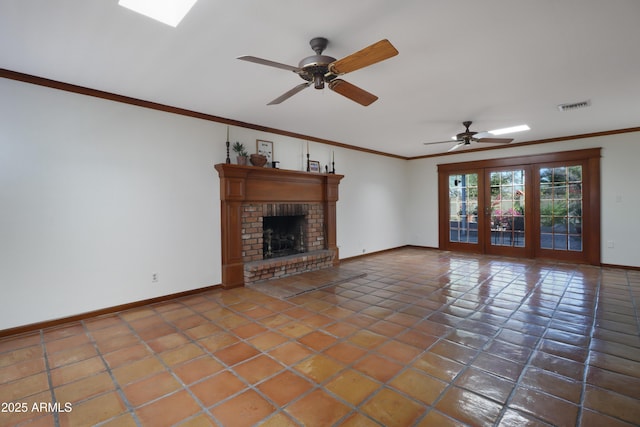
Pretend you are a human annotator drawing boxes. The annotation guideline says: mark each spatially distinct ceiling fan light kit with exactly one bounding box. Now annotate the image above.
[238,37,398,106]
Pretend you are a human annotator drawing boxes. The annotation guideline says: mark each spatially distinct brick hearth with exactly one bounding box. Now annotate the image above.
[244,249,335,283]
[241,202,329,284]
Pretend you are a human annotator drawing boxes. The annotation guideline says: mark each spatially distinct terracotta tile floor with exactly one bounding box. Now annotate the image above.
[1,247,639,426]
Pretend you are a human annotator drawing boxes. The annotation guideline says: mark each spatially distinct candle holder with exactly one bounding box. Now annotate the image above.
[225,126,231,164]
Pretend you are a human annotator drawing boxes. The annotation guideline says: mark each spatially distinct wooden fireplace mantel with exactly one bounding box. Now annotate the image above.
[214,164,344,289]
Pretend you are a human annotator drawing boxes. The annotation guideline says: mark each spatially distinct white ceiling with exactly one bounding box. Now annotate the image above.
[1,0,639,158]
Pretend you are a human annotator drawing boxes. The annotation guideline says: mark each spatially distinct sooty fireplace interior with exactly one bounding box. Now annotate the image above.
[263,215,306,259]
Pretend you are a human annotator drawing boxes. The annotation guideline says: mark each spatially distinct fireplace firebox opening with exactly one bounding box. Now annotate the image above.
[263,215,306,259]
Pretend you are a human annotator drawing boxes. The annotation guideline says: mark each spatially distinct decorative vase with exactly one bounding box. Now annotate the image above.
[236,155,248,166]
[250,154,268,167]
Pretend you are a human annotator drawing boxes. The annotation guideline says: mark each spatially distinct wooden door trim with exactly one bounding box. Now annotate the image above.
[438,148,602,172]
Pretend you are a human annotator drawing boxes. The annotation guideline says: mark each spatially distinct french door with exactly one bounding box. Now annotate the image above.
[444,167,531,258]
[485,167,530,257]
[438,148,601,264]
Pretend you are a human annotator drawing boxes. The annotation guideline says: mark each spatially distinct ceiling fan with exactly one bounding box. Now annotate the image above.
[237,37,398,106]
[424,121,514,152]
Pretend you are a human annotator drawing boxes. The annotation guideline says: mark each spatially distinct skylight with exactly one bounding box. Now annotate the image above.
[488,124,530,135]
[119,0,198,27]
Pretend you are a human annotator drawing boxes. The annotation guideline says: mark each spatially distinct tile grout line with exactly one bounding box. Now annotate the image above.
[575,267,602,427]
[40,329,60,427]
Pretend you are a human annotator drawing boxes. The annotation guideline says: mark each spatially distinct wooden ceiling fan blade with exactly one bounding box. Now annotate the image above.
[267,82,311,105]
[476,137,514,144]
[328,79,378,106]
[237,55,299,72]
[329,39,398,75]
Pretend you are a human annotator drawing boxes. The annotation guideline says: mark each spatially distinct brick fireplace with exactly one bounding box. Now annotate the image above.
[215,164,343,288]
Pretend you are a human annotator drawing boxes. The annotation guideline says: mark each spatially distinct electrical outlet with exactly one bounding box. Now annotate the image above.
[152,273,158,283]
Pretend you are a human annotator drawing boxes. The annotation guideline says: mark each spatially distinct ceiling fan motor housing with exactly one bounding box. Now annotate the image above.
[298,55,336,89]
[296,37,336,89]
[457,121,476,143]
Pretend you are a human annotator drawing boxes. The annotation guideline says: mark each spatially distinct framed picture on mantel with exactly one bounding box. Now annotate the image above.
[257,139,273,166]
[309,160,321,173]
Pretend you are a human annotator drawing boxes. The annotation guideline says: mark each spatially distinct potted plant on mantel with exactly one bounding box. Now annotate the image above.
[232,142,248,165]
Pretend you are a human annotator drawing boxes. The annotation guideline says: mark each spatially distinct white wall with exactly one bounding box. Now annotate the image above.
[336,150,408,258]
[406,132,640,268]
[0,78,407,330]
[1,79,224,330]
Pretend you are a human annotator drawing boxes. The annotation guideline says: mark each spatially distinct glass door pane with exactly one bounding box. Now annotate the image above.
[539,165,583,251]
[489,169,526,248]
[448,173,479,244]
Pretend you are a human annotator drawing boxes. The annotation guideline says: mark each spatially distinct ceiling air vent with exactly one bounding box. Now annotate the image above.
[557,100,591,111]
